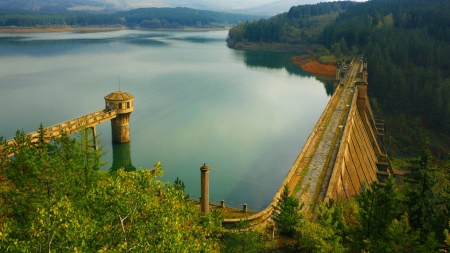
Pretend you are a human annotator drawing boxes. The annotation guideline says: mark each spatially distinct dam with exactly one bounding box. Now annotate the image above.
[1,57,393,228]
[223,57,394,227]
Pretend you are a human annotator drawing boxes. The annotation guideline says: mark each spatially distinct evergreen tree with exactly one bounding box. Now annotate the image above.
[220,220,265,253]
[272,184,303,237]
[296,202,345,252]
[404,142,439,242]
[352,177,401,251]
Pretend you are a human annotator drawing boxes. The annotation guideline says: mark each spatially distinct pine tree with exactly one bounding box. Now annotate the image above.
[272,184,304,237]
[352,177,400,251]
[405,141,439,242]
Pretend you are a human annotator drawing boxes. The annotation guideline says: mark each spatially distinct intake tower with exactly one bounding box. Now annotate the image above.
[104,91,134,143]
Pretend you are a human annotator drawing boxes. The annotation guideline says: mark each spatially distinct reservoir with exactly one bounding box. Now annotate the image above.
[0,30,331,210]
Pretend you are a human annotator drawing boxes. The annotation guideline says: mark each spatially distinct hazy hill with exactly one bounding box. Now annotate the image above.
[239,0,323,16]
[0,0,277,13]
[0,0,350,15]
[122,0,277,11]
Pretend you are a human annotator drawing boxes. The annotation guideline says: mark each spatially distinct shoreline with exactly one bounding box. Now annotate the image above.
[292,55,336,77]
[227,42,312,52]
[0,26,230,33]
[0,26,127,33]
[227,41,336,78]
[2,27,336,79]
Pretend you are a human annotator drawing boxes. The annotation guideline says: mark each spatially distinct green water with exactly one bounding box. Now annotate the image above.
[0,30,332,209]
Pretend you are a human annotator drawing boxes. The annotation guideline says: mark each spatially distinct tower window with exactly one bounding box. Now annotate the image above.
[119,103,123,109]
[127,102,130,108]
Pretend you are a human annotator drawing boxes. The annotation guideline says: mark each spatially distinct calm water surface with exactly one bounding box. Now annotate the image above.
[0,30,332,209]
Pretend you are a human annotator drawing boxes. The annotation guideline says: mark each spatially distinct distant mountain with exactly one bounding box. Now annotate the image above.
[0,0,340,14]
[239,0,322,16]
[122,0,277,11]
[0,0,276,13]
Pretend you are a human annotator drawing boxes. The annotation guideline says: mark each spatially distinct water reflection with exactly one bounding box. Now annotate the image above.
[110,142,136,173]
[0,30,333,208]
[170,36,226,43]
[232,49,335,96]
[0,33,170,56]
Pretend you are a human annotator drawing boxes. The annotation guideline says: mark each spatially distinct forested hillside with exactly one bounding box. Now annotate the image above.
[0,7,264,28]
[321,0,450,155]
[228,0,450,156]
[226,1,358,46]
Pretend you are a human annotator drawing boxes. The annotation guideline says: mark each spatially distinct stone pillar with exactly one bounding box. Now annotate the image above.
[363,63,368,83]
[91,126,98,151]
[111,113,131,143]
[200,164,210,214]
[356,81,368,120]
[335,64,340,81]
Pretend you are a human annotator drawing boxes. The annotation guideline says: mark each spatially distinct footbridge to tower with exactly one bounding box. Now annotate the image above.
[3,91,134,158]
[223,56,394,227]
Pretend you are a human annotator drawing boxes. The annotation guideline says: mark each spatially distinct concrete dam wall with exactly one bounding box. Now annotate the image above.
[324,81,392,201]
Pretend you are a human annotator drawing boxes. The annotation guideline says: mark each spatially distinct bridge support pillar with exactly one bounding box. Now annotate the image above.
[356,81,368,120]
[362,63,368,82]
[200,164,210,214]
[91,126,98,151]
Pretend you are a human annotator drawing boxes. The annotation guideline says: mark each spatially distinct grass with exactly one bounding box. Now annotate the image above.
[319,55,337,64]
[193,201,258,219]
[389,156,410,173]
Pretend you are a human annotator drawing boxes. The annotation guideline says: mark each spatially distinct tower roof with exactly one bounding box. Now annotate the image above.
[104,91,134,101]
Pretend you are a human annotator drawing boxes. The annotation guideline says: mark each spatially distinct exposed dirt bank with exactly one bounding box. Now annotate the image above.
[292,55,336,76]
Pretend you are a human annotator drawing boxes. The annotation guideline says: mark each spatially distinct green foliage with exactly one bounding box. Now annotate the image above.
[0,130,222,252]
[320,0,450,153]
[227,1,356,46]
[220,220,265,253]
[404,142,450,246]
[296,203,345,253]
[405,144,438,240]
[272,184,304,237]
[445,222,450,249]
[0,7,263,28]
[351,177,401,252]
